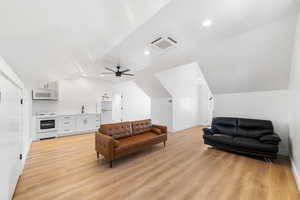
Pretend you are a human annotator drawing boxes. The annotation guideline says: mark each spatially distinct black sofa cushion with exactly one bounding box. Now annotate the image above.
[203,128,215,135]
[237,118,273,138]
[233,137,278,153]
[260,133,281,143]
[212,117,238,136]
[204,134,233,146]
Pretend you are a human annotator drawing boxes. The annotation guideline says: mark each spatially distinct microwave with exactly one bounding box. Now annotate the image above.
[32,89,58,100]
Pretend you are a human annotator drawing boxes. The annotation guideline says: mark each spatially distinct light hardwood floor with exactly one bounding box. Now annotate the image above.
[13,126,299,200]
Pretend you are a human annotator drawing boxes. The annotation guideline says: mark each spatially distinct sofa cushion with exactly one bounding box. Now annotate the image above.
[100,122,132,139]
[115,132,166,156]
[212,117,238,136]
[233,137,278,153]
[131,119,152,135]
[203,134,233,146]
[152,127,162,134]
[237,118,273,138]
[260,134,281,143]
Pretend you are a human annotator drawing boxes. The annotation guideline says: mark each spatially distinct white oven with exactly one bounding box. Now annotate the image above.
[36,116,57,133]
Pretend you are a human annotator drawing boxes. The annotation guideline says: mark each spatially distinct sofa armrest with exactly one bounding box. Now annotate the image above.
[152,124,167,134]
[95,132,119,161]
[203,128,215,135]
[259,133,281,144]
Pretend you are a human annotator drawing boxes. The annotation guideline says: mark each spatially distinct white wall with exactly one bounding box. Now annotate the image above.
[288,10,300,191]
[151,98,173,130]
[21,90,33,168]
[199,84,214,125]
[112,81,151,122]
[172,95,200,131]
[213,90,289,155]
[33,78,113,115]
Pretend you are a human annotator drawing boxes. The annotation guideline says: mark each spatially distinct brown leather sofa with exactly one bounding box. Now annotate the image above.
[95,119,167,167]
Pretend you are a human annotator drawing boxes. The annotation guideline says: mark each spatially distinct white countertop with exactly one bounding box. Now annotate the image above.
[34,113,100,118]
[57,113,100,116]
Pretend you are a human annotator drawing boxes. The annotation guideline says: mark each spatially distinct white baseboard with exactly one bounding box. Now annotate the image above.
[290,158,300,192]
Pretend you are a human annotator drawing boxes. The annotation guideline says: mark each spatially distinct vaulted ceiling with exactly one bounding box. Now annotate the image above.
[1,0,299,95]
[0,0,170,87]
[106,0,300,95]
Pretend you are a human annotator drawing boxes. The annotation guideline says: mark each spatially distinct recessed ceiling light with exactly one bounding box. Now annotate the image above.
[100,74,104,77]
[202,19,212,27]
[82,73,87,77]
[144,50,150,55]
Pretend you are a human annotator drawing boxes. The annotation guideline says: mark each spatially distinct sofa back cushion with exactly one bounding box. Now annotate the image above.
[211,117,238,136]
[237,118,273,138]
[131,119,152,135]
[100,122,132,139]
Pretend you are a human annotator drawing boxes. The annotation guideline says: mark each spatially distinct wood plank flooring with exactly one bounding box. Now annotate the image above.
[13,126,299,200]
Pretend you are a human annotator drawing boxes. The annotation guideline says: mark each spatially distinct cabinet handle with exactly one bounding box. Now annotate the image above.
[64,122,70,124]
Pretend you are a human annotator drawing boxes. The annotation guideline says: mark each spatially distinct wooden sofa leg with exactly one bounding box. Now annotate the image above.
[96,152,99,158]
[110,161,113,168]
[164,141,166,147]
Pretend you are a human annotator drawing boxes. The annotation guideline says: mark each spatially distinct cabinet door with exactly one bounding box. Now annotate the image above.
[77,116,88,131]
[77,115,96,131]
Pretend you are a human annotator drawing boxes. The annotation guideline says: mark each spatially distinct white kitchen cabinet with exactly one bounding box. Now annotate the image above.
[58,115,77,136]
[77,115,94,132]
[57,113,100,137]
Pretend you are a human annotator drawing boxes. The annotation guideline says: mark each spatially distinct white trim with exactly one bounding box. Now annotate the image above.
[290,157,300,192]
[21,140,32,172]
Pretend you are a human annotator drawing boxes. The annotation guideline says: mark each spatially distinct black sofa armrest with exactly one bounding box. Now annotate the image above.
[203,128,215,135]
[259,133,281,144]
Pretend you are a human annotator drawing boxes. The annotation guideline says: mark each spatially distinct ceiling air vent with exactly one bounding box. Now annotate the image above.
[151,37,178,51]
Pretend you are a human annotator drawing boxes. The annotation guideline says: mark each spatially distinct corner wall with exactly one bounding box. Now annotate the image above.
[155,62,213,132]
[288,10,300,190]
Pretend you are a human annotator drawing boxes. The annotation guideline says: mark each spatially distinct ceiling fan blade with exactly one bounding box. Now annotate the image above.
[120,69,130,73]
[123,73,134,76]
[102,72,115,74]
[105,67,116,72]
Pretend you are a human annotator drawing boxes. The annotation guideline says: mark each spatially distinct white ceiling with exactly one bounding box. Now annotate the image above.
[0,0,171,87]
[105,0,300,94]
[0,0,299,94]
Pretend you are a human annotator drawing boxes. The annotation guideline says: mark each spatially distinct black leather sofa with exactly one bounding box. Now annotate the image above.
[203,117,281,159]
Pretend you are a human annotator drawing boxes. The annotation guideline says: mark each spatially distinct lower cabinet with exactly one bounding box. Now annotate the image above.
[58,114,100,137]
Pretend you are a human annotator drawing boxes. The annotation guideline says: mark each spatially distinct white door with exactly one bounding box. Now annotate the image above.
[112,94,123,122]
[0,73,22,200]
[101,101,113,124]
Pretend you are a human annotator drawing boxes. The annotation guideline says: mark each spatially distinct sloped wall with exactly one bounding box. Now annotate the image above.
[156,62,213,132]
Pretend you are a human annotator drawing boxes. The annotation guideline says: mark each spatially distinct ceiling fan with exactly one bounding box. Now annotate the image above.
[102,65,134,77]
